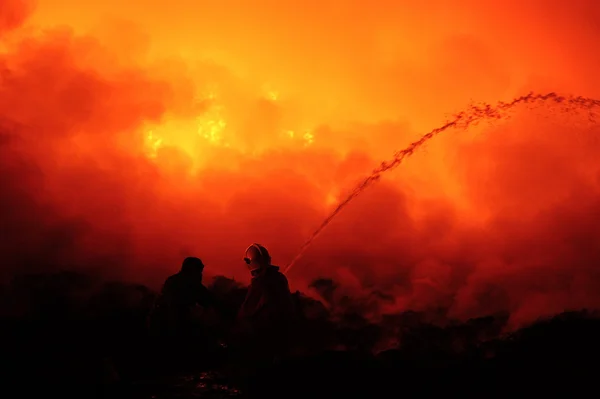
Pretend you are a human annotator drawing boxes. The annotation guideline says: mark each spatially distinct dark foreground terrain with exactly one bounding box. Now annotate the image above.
[0,271,598,398]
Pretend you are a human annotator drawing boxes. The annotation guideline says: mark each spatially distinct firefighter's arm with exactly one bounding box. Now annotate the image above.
[195,285,212,307]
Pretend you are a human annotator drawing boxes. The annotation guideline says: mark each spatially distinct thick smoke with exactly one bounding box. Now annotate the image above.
[2,0,600,328]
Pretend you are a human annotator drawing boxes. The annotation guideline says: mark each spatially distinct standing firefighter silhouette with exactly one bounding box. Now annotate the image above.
[235,244,295,364]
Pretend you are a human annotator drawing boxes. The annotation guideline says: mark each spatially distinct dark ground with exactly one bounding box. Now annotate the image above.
[0,271,598,398]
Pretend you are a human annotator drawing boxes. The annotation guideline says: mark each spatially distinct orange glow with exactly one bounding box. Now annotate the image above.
[3,0,600,328]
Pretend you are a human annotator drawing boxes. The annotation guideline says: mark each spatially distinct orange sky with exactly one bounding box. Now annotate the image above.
[2,0,600,327]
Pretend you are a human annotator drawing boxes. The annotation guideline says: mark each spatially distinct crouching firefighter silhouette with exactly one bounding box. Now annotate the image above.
[234,244,295,367]
[150,257,213,336]
[149,257,221,370]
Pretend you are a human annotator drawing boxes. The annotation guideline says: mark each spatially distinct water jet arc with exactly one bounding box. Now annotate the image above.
[283,92,600,275]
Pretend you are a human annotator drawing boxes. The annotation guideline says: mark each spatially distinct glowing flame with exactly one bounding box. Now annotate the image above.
[196,89,227,145]
[141,83,321,170]
[197,108,227,145]
[303,131,315,146]
[141,87,233,167]
[279,129,316,147]
[145,130,163,158]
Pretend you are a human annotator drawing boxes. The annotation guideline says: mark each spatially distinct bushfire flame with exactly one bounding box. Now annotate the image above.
[2,0,600,329]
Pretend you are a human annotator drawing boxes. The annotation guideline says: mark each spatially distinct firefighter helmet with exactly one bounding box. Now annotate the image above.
[244,243,271,272]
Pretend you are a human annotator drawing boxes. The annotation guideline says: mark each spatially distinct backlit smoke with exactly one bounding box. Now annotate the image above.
[3,0,600,328]
[284,93,600,273]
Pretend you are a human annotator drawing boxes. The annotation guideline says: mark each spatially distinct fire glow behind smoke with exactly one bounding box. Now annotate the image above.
[283,93,600,274]
[3,0,600,328]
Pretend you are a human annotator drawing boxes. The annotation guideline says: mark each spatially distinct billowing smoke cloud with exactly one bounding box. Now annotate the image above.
[2,0,600,328]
